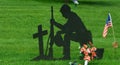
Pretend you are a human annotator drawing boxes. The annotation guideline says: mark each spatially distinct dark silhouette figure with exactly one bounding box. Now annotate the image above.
[51,4,93,60]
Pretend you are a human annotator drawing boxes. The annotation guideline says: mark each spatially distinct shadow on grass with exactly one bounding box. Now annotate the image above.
[79,1,113,6]
[33,0,115,6]
[33,0,64,3]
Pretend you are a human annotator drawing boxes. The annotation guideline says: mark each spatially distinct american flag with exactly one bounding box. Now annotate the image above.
[102,13,113,38]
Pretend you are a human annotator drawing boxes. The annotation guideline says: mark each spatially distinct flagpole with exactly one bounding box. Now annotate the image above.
[110,14,118,59]
[109,13,116,42]
[111,24,116,42]
[112,25,117,59]
[104,13,118,59]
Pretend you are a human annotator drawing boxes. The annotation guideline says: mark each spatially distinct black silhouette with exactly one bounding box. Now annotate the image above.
[95,48,104,59]
[32,25,48,61]
[32,4,105,61]
[52,4,93,60]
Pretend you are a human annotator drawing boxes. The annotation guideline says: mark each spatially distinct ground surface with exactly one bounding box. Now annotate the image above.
[0,0,120,65]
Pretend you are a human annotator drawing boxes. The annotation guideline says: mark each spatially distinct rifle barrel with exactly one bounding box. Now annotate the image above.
[51,6,54,19]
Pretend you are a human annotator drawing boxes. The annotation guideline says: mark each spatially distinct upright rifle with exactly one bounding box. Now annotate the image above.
[45,6,54,59]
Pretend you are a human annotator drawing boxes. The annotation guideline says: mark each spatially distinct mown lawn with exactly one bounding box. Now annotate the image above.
[0,0,120,65]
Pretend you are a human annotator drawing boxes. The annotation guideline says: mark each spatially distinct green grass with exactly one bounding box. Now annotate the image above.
[0,0,120,65]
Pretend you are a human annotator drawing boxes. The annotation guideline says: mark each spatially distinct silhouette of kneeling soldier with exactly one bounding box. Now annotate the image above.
[32,4,104,61]
[51,4,93,60]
